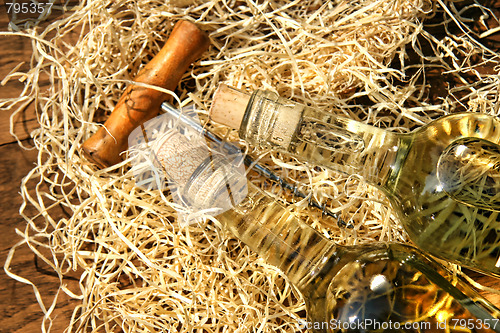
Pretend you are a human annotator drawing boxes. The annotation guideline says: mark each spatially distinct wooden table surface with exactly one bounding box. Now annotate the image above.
[0,3,499,333]
[0,5,81,333]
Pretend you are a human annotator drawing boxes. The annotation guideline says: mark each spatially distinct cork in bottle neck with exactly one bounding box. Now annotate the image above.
[153,130,248,214]
[209,84,251,129]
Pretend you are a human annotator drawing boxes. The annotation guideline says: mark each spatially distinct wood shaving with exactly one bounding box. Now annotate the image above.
[2,0,499,332]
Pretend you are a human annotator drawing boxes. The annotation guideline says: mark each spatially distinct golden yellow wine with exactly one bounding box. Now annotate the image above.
[229,89,500,276]
[152,130,500,332]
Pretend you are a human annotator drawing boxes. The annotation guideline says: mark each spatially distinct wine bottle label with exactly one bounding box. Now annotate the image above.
[268,103,303,149]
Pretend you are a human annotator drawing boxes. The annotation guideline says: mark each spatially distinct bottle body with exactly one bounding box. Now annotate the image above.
[214,183,500,333]
[239,90,500,276]
[388,114,500,276]
[306,242,500,333]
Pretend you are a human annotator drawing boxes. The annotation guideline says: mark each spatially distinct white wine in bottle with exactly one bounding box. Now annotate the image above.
[210,85,500,277]
[147,128,500,333]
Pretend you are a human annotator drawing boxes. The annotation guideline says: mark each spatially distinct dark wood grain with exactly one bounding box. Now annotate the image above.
[0,4,40,146]
[0,142,80,333]
[0,5,79,333]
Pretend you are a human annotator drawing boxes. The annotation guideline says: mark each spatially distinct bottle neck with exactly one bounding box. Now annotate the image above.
[178,155,340,291]
[217,184,340,291]
[239,90,402,188]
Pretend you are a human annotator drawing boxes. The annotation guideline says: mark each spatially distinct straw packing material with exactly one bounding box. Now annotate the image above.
[1,0,499,332]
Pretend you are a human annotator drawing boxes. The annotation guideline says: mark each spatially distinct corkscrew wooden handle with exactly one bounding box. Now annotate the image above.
[82,20,210,168]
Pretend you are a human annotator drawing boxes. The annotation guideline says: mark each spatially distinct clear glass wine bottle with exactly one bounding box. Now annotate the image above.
[210,85,500,277]
[149,129,500,333]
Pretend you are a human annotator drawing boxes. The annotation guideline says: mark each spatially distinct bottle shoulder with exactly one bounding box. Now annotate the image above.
[305,242,500,332]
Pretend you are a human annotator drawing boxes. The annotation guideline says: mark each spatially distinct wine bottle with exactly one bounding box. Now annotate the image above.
[148,128,500,333]
[209,85,500,277]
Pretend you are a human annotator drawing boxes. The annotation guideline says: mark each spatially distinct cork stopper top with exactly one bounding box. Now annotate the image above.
[153,129,248,215]
[154,131,210,185]
[209,84,251,129]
